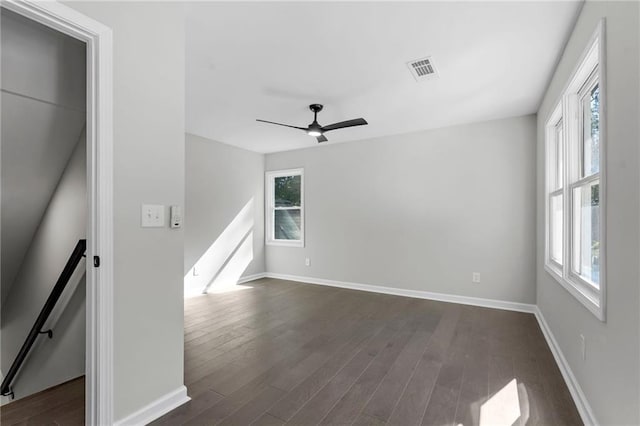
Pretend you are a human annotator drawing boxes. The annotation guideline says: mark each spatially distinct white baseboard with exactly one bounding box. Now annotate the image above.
[534,307,597,426]
[264,272,536,314]
[238,272,267,284]
[114,385,190,426]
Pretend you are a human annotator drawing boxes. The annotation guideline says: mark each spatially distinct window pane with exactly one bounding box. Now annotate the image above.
[550,194,563,264]
[554,121,564,190]
[274,175,301,207]
[582,84,600,177]
[572,181,600,286]
[274,209,301,240]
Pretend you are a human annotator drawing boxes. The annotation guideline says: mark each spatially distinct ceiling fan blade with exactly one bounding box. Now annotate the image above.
[322,118,368,132]
[256,119,306,131]
[316,135,328,143]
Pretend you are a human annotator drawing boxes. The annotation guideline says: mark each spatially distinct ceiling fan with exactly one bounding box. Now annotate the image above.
[256,104,368,143]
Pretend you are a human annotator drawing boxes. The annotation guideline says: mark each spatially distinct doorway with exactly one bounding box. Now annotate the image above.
[1,5,87,421]
[0,1,113,424]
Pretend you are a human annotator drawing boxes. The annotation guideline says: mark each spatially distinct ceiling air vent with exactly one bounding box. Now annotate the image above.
[407,57,438,81]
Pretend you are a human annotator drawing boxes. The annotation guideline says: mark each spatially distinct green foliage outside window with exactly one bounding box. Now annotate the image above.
[275,175,301,207]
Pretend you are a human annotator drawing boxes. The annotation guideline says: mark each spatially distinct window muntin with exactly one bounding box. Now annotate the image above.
[266,169,304,246]
[544,23,605,321]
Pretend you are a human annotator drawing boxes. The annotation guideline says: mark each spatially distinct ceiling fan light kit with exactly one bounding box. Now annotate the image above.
[257,104,368,144]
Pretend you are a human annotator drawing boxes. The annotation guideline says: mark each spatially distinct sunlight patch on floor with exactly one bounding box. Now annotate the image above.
[479,379,521,426]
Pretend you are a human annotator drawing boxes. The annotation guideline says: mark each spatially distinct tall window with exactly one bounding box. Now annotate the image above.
[266,168,304,247]
[544,23,605,320]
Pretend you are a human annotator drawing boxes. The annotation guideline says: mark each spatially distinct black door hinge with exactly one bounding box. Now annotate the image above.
[93,256,100,267]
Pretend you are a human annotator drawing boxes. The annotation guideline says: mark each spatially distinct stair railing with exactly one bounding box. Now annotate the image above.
[0,239,86,399]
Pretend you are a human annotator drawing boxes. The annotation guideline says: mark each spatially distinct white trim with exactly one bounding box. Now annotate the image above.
[534,307,598,426]
[0,1,115,424]
[238,273,267,284]
[265,168,305,247]
[113,386,190,426]
[264,273,536,314]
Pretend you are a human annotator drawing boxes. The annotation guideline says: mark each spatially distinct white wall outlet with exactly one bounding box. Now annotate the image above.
[580,334,586,361]
[305,257,310,267]
[472,272,481,283]
[141,204,164,227]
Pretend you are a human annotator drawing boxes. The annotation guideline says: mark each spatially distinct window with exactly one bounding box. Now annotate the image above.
[266,168,304,247]
[544,22,605,321]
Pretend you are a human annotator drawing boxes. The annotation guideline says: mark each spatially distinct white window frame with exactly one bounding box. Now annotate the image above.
[546,107,564,273]
[266,168,305,247]
[544,20,606,321]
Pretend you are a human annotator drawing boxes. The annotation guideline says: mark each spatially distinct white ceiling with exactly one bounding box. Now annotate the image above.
[186,1,581,153]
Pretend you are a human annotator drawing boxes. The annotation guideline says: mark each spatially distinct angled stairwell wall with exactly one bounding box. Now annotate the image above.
[0,135,87,402]
[1,8,87,402]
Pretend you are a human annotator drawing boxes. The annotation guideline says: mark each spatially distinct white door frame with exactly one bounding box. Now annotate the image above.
[1,1,114,424]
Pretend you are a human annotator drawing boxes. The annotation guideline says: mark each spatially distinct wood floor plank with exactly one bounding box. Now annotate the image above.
[250,412,286,426]
[265,318,383,421]
[353,413,388,426]
[271,297,413,423]
[286,322,403,425]
[52,404,85,426]
[385,307,460,426]
[183,383,273,426]
[422,311,474,426]
[319,328,414,425]
[0,377,84,426]
[25,395,84,426]
[218,385,286,426]
[359,315,440,422]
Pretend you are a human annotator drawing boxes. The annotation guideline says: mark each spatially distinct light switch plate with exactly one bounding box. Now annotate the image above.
[141,204,164,227]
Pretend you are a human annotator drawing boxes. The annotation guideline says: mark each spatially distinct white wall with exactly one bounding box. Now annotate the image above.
[1,8,86,306]
[1,136,86,401]
[266,115,537,304]
[185,134,265,293]
[65,2,186,421]
[536,1,639,424]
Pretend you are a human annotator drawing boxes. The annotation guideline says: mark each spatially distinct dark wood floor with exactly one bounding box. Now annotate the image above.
[155,278,582,426]
[0,376,85,425]
[0,278,582,425]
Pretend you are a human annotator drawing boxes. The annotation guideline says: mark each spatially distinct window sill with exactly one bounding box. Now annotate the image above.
[544,263,605,322]
[266,240,304,248]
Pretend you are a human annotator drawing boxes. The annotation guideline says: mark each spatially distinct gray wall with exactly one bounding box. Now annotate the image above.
[1,9,86,307]
[266,115,537,304]
[536,2,639,424]
[1,137,86,401]
[66,2,186,421]
[185,134,265,293]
